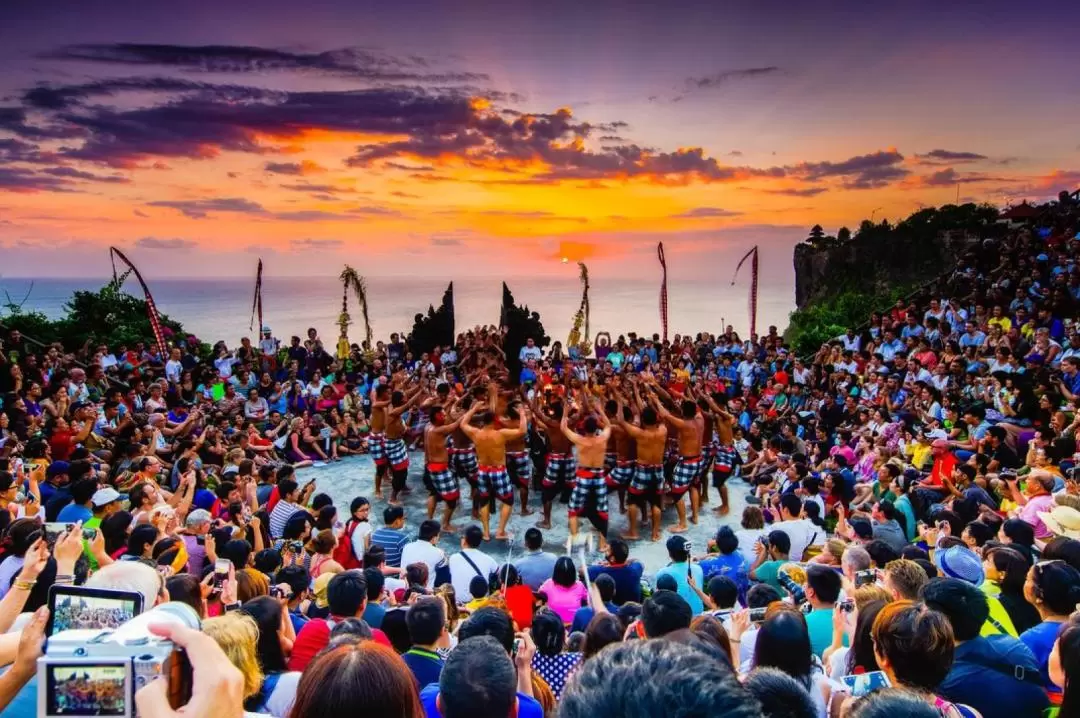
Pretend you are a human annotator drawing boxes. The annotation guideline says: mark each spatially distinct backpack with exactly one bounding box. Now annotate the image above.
[333,520,363,570]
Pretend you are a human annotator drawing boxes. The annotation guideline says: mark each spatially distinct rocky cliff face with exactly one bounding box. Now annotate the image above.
[793,230,979,308]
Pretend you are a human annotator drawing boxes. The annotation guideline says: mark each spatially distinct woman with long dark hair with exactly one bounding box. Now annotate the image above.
[288,641,422,718]
[239,595,300,716]
[752,606,829,717]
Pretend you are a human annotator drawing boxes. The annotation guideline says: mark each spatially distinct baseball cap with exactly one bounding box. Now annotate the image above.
[91,487,122,508]
[46,461,71,479]
[933,545,984,587]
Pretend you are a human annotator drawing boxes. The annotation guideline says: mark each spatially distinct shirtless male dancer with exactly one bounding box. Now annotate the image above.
[603,397,635,514]
[502,392,534,516]
[616,387,667,541]
[448,394,481,519]
[531,396,576,530]
[702,391,738,516]
[423,399,463,532]
[560,394,611,552]
[458,398,527,540]
[369,383,391,496]
[384,385,427,506]
[648,386,704,531]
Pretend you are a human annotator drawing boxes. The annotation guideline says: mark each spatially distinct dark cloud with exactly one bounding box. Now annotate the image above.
[22,77,270,110]
[264,161,325,175]
[914,167,1018,187]
[44,43,489,84]
[385,162,435,172]
[279,183,354,194]
[291,238,343,249]
[727,150,743,157]
[670,207,743,218]
[135,237,197,250]
[133,209,149,217]
[274,210,348,221]
[345,206,401,216]
[0,166,79,193]
[917,149,988,163]
[430,236,462,246]
[41,166,130,183]
[147,197,267,219]
[390,190,419,198]
[0,138,55,165]
[685,66,781,90]
[758,187,828,197]
[0,106,85,141]
[790,149,909,189]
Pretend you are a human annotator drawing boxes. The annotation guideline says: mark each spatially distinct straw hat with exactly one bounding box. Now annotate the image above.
[1038,506,1080,540]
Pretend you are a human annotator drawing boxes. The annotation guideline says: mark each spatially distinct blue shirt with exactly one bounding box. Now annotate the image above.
[587,561,644,605]
[56,503,93,524]
[420,684,543,718]
[805,607,844,657]
[698,553,749,601]
[655,562,705,614]
[1020,619,1065,692]
[371,528,409,567]
[403,647,445,689]
[516,551,559,591]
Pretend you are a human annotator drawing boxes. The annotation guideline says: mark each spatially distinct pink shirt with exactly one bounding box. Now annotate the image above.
[538,579,588,624]
[1019,493,1056,539]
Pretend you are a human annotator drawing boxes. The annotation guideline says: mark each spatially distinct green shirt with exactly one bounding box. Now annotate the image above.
[753,560,787,593]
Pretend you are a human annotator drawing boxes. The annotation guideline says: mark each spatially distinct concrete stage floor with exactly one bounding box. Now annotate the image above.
[298,451,750,577]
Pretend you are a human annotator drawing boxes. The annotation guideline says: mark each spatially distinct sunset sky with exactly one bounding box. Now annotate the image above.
[2,0,1079,284]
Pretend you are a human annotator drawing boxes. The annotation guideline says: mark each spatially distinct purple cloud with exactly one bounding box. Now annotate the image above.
[147,197,267,219]
[135,237,197,250]
[916,149,988,163]
[670,207,744,218]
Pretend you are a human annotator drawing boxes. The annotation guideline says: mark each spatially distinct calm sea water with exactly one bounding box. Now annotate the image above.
[2,276,795,347]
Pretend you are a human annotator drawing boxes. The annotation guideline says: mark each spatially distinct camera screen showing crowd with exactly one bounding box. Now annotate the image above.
[1,197,1080,717]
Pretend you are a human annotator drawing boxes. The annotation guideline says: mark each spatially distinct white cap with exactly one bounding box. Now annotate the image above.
[91,487,121,507]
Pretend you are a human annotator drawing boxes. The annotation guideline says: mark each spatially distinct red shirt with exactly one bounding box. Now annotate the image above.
[928,453,957,487]
[288,616,391,672]
[49,430,75,460]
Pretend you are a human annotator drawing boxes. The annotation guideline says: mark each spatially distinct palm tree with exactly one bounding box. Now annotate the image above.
[338,266,372,360]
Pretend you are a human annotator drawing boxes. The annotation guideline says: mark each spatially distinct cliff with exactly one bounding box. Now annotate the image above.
[792,204,1000,309]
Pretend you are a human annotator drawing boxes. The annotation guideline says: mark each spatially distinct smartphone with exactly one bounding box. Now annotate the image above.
[511,638,522,657]
[748,607,768,623]
[854,569,878,588]
[213,558,231,591]
[684,540,694,579]
[43,523,73,550]
[841,670,892,697]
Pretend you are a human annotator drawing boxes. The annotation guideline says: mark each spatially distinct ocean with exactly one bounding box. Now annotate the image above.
[1,276,795,347]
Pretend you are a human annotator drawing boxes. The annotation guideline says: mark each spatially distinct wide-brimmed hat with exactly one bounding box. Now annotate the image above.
[1039,506,1080,539]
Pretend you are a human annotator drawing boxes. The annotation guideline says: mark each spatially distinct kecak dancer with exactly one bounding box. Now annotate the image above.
[369,384,392,497]
[603,395,635,515]
[449,394,481,518]
[423,397,463,533]
[384,383,427,506]
[648,384,704,532]
[501,391,534,517]
[616,384,667,541]
[458,395,527,541]
[530,393,577,530]
[702,391,738,516]
[560,393,611,552]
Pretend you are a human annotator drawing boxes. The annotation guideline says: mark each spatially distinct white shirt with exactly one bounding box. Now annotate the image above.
[350,521,374,561]
[165,359,183,384]
[839,334,861,352]
[519,345,542,362]
[215,355,239,378]
[773,518,818,562]
[400,540,447,590]
[734,528,766,566]
[449,548,499,599]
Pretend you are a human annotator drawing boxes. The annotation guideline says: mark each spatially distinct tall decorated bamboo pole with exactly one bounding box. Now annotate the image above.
[731,246,760,339]
[109,247,167,359]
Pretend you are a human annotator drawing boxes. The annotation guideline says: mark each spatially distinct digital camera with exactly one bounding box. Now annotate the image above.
[38,602,199,717]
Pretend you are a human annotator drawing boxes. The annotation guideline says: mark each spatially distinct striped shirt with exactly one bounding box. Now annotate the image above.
[371,528,409,568]
[269,500,305,539]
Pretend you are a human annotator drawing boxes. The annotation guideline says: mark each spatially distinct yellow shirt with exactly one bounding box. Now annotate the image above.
[909,443,933,470]
[988,316,1012,333]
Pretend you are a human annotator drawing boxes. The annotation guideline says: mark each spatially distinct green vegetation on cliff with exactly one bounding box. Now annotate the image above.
[786,202,1002,356]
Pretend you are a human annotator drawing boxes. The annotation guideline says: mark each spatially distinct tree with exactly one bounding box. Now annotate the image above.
[808,225,825,242]
[837,226,852,243]
[408,282,455,355]
[500,282,549,382]
[1,275,193,355]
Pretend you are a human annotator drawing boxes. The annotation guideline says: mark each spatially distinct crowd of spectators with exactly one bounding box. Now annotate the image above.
[0,194,1079,716]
